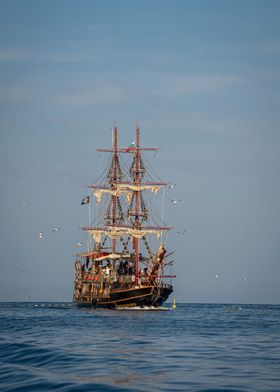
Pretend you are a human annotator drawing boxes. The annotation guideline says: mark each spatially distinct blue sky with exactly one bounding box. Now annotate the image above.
[0,0,280,303]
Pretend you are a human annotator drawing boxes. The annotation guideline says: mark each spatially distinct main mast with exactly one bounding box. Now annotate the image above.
[134,127,140,285]
[112,126,117,253]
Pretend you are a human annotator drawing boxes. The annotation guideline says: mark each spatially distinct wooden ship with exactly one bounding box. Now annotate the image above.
[73,126,175,308]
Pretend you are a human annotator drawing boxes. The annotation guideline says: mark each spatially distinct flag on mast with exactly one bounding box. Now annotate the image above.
[126,141,135,152]
[81,196,90,205]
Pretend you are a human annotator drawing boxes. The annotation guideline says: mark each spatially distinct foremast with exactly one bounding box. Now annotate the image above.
[112,126,118,254]
[133,127,140,285]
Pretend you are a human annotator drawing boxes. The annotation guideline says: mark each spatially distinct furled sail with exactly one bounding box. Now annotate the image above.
[87,227,166,243]
[92,184,161,204]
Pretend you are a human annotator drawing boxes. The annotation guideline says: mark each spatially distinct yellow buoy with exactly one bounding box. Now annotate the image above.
[172,298,177,309]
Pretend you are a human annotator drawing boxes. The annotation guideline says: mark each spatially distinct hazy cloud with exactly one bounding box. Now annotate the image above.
[0,47,100,64]
[55,72,238,107]
[0,87,27,105]
[0,48,31,62]
[57,84,126,105]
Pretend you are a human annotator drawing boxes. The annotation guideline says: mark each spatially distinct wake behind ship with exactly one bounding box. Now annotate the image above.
[73,126,175,308]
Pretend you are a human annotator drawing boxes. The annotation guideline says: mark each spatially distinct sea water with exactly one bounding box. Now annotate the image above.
[0,303,279,391]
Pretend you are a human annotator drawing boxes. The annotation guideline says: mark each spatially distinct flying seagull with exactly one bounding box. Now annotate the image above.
[20,202,30,208]
[1,256,15,263]
[52,227,61,232]
[76,242,83,248]
[176,229,187,234]
[38,232,43,239]
[169,199,181,204]
[168,184,176,189]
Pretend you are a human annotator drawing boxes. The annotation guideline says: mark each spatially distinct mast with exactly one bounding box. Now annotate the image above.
[83,126,172,272]
[112,126,117,253]
[134,127,140,285]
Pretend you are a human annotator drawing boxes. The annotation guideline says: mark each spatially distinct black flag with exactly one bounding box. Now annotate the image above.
[81,196,90,205]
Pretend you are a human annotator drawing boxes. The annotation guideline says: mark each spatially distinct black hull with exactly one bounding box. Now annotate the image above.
[74,284,173,309]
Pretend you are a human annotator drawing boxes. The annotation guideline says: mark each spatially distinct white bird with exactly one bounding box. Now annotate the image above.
[76,242,83,248]
[20,202,30,208]
[168,183,176,189]
[52,227,61,232]
[169,199,181,204]
[176,229,187,234]
[213,274,220,278]
[1,256,15,263]
[38,232,43,239]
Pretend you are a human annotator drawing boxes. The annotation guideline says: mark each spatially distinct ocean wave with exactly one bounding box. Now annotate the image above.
[1,303,280,391]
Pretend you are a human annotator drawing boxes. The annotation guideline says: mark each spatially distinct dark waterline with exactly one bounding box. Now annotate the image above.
[0,303,279,391]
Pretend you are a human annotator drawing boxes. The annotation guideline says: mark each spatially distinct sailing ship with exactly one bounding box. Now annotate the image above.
[73,126,175,308]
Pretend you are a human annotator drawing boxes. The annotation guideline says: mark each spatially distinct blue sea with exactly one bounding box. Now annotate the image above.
[0,303,279,392]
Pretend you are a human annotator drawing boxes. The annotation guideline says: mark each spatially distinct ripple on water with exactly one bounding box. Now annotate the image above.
[1,303,280,392]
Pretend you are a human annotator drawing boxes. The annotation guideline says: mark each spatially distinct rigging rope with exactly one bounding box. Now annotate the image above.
[142,235,153,259]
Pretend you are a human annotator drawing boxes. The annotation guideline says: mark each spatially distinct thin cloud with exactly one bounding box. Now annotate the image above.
[256,41,280,56]
[57,85,126,105]
[137,73,239,97]
[0,87,27,105]
[0,48,31,62]
[0,47,100,64]
[55,71,239,107]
